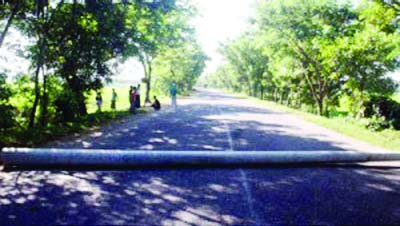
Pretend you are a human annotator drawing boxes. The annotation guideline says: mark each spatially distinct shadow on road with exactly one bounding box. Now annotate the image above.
[49,102,347,152]
[1,165,399,225]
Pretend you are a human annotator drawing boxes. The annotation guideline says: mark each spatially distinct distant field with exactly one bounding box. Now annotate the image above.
[86,87,131,113]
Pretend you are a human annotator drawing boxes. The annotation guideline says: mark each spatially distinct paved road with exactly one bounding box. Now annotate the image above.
[1,89,400,225]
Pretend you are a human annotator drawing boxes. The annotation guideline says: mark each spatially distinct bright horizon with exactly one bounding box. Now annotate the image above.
[191,0,253,75]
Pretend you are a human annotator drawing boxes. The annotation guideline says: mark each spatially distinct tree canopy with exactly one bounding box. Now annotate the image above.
[0,0,206,132]
[203,0,400,126]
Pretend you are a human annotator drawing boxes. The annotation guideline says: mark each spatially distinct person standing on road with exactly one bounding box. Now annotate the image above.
[130,86,137,114]
[96,91,103,112]
[136,84,141,108]
[111,88,117,110]
[170,82,177,110]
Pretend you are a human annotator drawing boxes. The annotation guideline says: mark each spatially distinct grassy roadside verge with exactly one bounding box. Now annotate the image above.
[0,109,150,149]
[230,91,400,151]
[1,84,171,149]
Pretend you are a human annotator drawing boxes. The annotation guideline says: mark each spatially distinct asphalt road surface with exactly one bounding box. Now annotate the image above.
[1,89,400,225]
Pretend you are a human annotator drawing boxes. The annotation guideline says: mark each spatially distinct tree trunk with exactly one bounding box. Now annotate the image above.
[0,3,18,48]
[40,71,48,126]
[260,85,264,100]
[316,98,323,116]
[29,46,42,128]
[141,57,152,104]
[145,62,152,103]
[77,92,87,116]
[28,1,46,128]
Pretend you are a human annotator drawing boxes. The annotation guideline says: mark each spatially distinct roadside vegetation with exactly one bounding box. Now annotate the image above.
[200,0,400,149]
[242,95,400,150]
[0,0,207,148]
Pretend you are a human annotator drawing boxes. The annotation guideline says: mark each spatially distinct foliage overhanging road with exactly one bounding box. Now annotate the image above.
[1,89,400,225]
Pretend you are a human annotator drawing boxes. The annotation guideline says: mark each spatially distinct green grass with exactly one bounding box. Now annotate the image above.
[0,85,169,149]
[393,93,400,103]
[1,85,170,148]
[86,86,131,113]
[0,110,142,148]
[232,92,400,151]
[86,86,169,113]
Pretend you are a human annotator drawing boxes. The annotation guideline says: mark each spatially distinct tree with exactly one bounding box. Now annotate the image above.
[255,0,361,115]
[41,0,126,117]
[219,33,271,99]
[0,0,36,48]
[124,0,196,102]
[206,0,400,119]
[0,73,15,129]
[153,39,207,94]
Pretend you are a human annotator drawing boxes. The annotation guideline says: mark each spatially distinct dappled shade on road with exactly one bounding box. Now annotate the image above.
[47,90,368,152]
[1,166,400,225]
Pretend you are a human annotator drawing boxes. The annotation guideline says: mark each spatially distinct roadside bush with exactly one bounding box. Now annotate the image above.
[361,114,391,131]
[9,74,36,125]
[54,88,80,123]
[0,105,16,129]
[0,73,16,129]
[363,95,400,130]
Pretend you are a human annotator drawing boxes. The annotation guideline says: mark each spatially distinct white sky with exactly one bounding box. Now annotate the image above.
[191,0,253,75]
[0,27,32,78]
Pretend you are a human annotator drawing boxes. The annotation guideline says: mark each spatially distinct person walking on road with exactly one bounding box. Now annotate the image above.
[111,88,117,110]
[170,82,177,110]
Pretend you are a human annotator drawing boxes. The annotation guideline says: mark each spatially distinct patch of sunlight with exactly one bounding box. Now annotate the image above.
[149,138,164,143]
[167,138,178,144]
[0,198,12,205]
[211,126,225,133]
[0,172,45,206]
[48,174,103,206]
[102,176,117,185]
[15,197,27,204]
[208,184,237,194]
[143,198,164,205]
[366,183,395,192]
[163,194,184,203]
[124,189,137,196]
[105,132,117,138]
[208,184,225,192]
[90,132,103,137]
[203,194,218,200]
[202,145,222,150]
[72,172,98,180]
[221,214,240,225]
[82,141,92,148]
[165,205,239,226]
[202,114,229,120]
[139,144,154,150]
[143,207,153,215]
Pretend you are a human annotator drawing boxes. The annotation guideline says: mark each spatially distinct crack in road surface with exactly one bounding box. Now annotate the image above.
[216,105,263,226]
